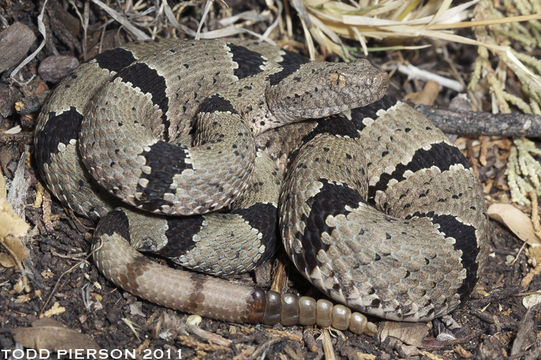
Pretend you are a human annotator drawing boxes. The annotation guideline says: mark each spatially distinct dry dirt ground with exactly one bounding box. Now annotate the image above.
[1,1,540,359]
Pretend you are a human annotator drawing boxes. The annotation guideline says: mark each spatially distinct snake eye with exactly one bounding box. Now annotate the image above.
[329,72,347,88]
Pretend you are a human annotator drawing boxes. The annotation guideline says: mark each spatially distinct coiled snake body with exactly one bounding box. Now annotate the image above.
[35,38,489,334]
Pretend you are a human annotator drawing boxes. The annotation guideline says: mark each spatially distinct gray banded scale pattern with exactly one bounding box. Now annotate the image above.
[34,38,488,330]
[280,100,488,321]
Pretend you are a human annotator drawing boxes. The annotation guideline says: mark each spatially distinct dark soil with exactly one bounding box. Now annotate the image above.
[1,1,539,359]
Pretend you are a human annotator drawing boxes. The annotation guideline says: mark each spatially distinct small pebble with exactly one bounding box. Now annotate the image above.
[436,332,457,342]
[449,93,473,111]
[38,55,79,83]
[0,85,21,119]
[523,294,541,309]
[0,22,36,73]
[186,314,202,326]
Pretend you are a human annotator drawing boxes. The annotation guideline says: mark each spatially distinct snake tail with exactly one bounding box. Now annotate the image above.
[92,211,377,335]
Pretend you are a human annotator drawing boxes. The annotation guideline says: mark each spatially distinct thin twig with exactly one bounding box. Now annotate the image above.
[248,337,285,360]
[321,329,336,360]
[9,0,49,83]
[91,0,150,40]
[413,103,541,137]
[40,242,100,314]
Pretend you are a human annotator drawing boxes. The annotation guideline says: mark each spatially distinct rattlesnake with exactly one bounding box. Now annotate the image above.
[34,38,489,334]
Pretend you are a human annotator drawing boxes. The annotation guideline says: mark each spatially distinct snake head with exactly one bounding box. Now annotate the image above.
[266,59,388,122]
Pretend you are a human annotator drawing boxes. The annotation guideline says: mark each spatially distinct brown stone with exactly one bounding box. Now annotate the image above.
[0,22,36,73]
[38,55,79,83]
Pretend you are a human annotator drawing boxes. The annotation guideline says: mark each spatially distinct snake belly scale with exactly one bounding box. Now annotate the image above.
[34,38,489,334]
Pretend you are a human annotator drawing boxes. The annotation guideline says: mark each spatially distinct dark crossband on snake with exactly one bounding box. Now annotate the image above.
[34,38,489,335]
